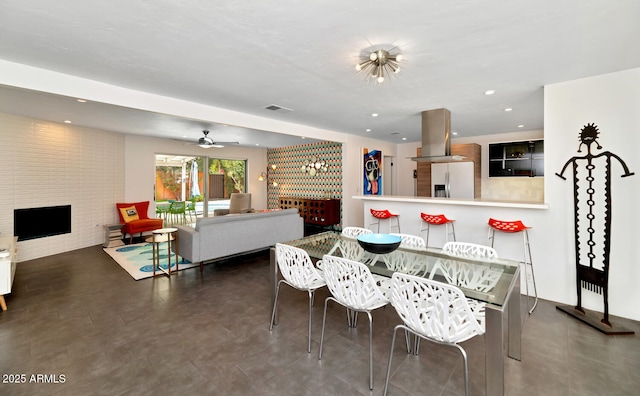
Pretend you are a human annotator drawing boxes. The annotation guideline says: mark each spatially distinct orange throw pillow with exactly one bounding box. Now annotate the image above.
[119,206,139,223]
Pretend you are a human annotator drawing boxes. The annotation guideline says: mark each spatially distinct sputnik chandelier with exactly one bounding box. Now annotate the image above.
[355,47,404,83]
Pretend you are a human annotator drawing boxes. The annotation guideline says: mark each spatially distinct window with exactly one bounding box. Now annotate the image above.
[155,154,247,217]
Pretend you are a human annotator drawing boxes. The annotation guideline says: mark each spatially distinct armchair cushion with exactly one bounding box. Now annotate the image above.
[119,206,139,223]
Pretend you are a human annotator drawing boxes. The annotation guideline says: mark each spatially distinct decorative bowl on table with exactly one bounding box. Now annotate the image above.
[356,233,402,254]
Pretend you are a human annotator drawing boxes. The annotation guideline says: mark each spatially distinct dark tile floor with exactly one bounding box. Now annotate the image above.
[1,245,639,396]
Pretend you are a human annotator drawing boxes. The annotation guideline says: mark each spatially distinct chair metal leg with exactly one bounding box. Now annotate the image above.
[318,297,334,360]
[367,311,374,390]
[383,326,402,396]
[523,230,538,314]
[269,281,283,330]
[455,344,471,396]
[307,290,314,353]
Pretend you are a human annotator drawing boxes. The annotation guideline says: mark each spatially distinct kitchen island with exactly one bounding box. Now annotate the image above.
[353,195,548,263]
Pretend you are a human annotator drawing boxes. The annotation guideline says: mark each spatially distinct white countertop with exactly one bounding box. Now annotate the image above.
[352,195,548,209]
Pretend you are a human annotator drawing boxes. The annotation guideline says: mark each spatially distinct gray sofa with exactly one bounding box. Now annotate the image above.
[175,208,303,268]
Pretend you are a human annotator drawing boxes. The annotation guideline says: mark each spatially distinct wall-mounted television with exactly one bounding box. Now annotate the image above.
[14,205,72,241]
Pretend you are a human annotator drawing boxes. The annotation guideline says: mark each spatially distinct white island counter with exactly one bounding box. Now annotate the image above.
[353,195,548,263]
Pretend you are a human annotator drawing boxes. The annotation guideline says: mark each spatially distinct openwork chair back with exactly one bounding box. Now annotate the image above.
[442,241,497,259]
[321,255,388,310]
[391,272,484,343]
[382,250,429,276]
[342,227,373,239]
[391,233,426,250]
[275,243,324,290]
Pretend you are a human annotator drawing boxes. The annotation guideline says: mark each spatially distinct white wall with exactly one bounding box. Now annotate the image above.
[387,68,639,321]
[544,67,639,321]
[124,134,269,211]
[341,135,399,230]
[0,113,125,261]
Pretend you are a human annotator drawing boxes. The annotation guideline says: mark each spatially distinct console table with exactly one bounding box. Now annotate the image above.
[278,197,340,227]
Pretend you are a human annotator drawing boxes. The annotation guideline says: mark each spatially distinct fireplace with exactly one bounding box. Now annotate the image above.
[14,205,71,241]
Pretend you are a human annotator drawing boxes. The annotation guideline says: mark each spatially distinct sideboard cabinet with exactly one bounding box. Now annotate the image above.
[279,197,340,227]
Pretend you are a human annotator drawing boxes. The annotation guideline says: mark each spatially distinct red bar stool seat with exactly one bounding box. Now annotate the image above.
[487,218,538,314]
[419,213,456,248]
[369,209,400,233]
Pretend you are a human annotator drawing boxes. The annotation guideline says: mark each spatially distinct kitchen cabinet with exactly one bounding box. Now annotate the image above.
[489,140,544,177]
[416,143,481,198]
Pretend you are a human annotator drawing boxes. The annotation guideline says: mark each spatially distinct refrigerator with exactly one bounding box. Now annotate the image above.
[431,162,474,199]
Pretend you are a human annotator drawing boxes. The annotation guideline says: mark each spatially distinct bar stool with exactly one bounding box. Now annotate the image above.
[418,213,456,248]
[487,218,538,314]
[146,227,179,277]
[369,209,400,233]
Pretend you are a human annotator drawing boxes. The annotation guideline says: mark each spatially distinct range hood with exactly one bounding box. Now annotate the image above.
[410,108,465,162]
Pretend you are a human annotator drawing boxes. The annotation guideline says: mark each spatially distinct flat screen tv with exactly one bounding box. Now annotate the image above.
[14,205,72,241]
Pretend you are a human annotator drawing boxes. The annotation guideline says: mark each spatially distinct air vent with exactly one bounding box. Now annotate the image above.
[264,104,293,112]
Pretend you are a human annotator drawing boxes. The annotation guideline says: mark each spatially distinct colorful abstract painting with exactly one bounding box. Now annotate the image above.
[363,148,382,195]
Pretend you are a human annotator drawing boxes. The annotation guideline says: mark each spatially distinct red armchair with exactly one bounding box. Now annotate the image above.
[116,201,164,244]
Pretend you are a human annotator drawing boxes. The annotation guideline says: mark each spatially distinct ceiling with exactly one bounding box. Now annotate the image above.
[1,1,639,148]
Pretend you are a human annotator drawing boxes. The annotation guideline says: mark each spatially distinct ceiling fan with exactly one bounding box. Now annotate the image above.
[195,130,239,148]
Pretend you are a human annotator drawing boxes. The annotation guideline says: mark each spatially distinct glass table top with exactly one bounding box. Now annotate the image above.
[281,231,520,307]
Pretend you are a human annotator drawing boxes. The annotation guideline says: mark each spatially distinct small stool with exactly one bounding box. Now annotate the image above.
[369,209,400,233]
[487,218,538,314]
[418,213,456,248]
[146,227,179,277]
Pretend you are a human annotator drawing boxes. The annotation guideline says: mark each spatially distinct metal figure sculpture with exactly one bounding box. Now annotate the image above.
[556,123,634,328]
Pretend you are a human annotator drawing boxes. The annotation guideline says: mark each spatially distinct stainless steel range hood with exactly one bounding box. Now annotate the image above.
[410,108,465,162]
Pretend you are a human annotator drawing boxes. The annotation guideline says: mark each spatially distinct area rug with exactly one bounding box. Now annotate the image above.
[103,242,198,280]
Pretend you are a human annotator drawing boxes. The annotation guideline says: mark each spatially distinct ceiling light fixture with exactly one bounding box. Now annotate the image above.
[484,90,496,95]
[355,48,404,83]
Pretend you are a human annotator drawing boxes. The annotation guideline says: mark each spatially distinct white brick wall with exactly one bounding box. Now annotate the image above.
[0,112,125,261]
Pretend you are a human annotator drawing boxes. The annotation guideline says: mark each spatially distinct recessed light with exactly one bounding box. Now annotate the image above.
[402,137,407,141]
[517,124,524,128]
[371,113,379,117]
[64,120,72,124]
[484,90,495,95]
[452,132,458,136]
[76,99,86,103]
[504,108,512,112]
[365,128,371,132]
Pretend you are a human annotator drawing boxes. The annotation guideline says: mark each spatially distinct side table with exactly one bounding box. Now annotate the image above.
[103,224,125,248]
[145,228,179,277]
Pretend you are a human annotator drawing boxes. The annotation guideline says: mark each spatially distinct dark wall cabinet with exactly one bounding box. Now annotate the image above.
[279,197,340,227]
[489,140,544,177]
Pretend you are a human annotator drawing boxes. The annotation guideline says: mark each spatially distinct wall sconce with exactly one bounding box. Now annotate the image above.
[258,164,278,186]
[301,156,327,176]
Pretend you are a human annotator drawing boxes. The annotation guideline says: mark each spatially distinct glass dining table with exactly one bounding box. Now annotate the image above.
[270,231,521,396]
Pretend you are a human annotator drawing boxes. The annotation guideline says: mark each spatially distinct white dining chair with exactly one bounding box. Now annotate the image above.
[383,273,485,396]
[442,241,498,259]
[270,243,326,353]
[390,233,427,250]
[326,227,378,266]
[318,254,390,390]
